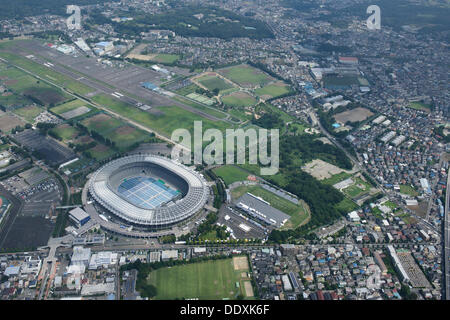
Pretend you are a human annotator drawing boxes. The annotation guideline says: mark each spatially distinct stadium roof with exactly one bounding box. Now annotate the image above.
[89,155,209,226]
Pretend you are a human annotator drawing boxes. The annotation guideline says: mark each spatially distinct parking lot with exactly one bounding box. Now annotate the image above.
[218,205,268,240]
[13,129,76,166]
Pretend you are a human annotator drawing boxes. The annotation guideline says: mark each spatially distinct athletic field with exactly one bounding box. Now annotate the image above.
[147,257,253,300]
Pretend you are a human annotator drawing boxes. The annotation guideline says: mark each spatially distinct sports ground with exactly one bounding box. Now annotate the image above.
[146,256,253,300]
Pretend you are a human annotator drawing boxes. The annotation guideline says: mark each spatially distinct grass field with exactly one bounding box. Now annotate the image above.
[0,63,69,105]
[335,197,359,212]
[146,257,250,300]
[152,53,180,64]
[12,105,43,122]
[407,101,432,112]
[213,165,251,186]
[321,172,352,185]
[50,99,88,115]
[399,184,419,196]
[231,184,310,229]
[81,112,151,150]
[255,83,291,99]
[0,49,94,95]
[342,177,372,198]
[222,91,257,107]
[173,96,227,119]
[218,64,272,87]
[91,94,232,139]
[81,113,122,136]
[50,124,79,142]
[197,74,234,93]
[87,144,116,160]
[175,83,202,96]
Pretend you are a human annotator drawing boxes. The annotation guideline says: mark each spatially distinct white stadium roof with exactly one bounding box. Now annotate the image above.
[88,155,208,226]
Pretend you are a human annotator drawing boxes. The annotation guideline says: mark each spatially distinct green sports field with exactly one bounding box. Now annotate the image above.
[218,64,272,87]
[12,105,43,122]
[255,83,291,99]
[197,74,234,93]
[152,53,180,64]
[213,165,251,186]
[50,124,79,142]
[221,91,257,107]
[146,257,250,300]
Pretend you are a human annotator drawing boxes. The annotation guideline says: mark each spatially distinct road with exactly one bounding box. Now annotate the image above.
[444,167,450,299]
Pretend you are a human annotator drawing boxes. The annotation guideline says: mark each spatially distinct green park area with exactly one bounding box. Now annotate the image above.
[399,184,419,196]
[255,83,291,99]
[146,257,251,300]
[212,165,251,186]
[151,53,180,64]
[50,124,79,142]
[221,91,257,107]
[407,101,432,112]
[12,105,43,122]
[218,64,272,87]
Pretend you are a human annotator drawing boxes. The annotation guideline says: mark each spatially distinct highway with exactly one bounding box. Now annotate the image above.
[444,167,450,299]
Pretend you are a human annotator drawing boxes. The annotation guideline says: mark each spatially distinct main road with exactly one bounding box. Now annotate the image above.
[444,167,450,299]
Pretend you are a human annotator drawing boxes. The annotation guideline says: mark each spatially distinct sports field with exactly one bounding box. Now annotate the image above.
[213,165,251,186]
[50,124,79,142]
[81,112,151,150]
[81,113,123,136]
[50,99,96,120]
[218,64,272,87]
[152,53,180,64]
[341,177,372,198]
[222,91,257,107]
[86,144,115,161]
[255,83,291,99]
[197,74,234,93]
[146,257,252,300]
[231,184,310,229]
[407,101,432,112]
[12,105,43,122]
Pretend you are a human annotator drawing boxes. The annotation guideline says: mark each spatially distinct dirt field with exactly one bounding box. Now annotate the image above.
[243,281,254,297]
[0,113,26,132]
[334,107,374,124]
[233,256,249,271]
[126,53,157,61]
[302,159,355,180]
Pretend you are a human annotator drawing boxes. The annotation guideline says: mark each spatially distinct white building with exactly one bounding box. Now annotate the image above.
[71,246,91,267]
[161,250,178,261]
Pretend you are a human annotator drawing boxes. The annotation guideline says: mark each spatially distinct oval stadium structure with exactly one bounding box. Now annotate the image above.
[88,154,209,227]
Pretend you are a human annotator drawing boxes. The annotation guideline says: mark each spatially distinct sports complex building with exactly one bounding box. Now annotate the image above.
[88,154,209,230]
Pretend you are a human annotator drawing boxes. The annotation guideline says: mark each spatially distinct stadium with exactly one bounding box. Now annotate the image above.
[88,154,209,228]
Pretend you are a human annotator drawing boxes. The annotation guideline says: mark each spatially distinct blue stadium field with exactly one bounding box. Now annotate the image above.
[117,177,180,209]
